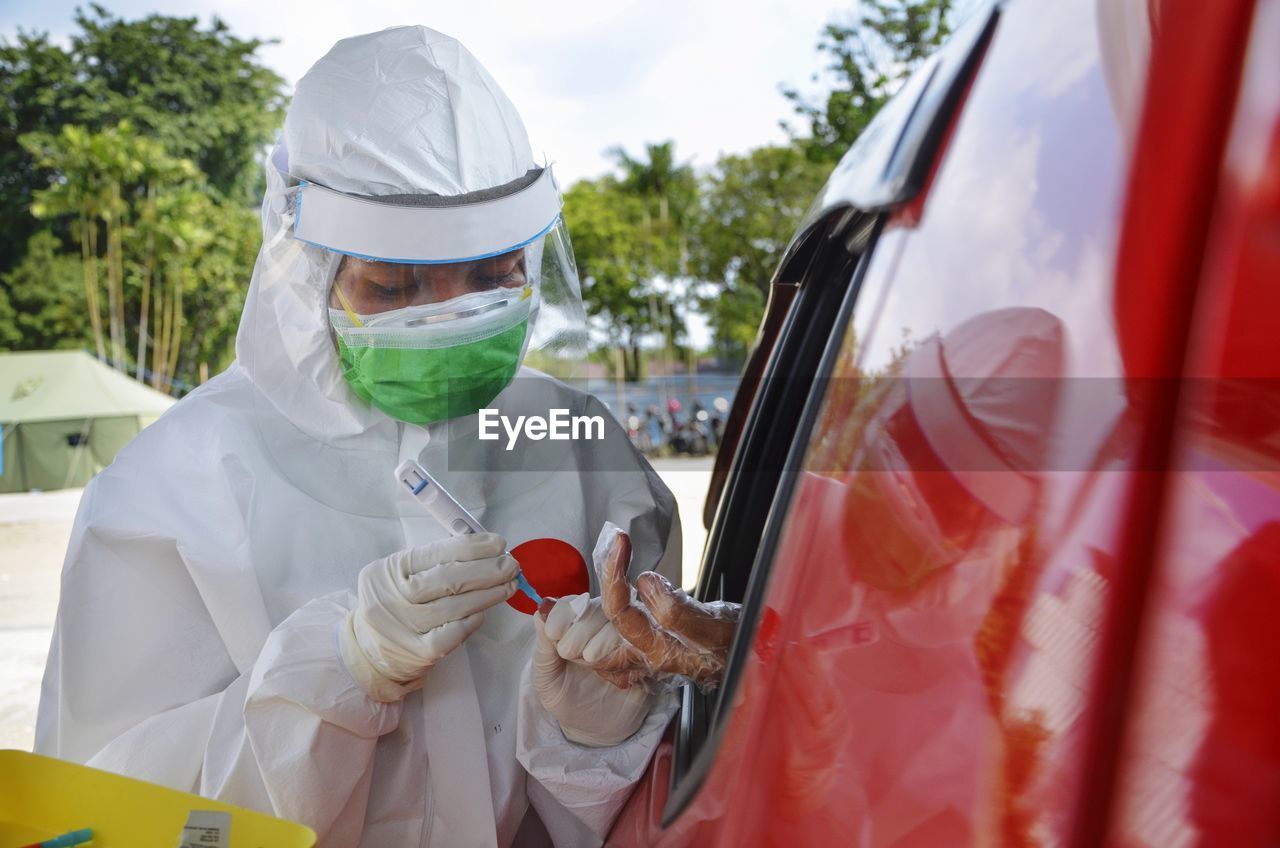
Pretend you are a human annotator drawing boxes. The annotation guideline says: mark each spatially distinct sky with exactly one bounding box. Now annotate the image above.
[1,0,859,185]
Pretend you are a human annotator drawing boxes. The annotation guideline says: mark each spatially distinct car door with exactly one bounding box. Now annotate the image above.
[608,0,1262,844]
[1105,0,1280,844]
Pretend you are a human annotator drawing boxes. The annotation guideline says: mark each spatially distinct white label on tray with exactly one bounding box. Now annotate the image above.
[177,810,231,848]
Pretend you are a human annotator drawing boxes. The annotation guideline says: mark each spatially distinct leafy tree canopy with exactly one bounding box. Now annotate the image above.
[566,175,671,381]
[0,5,285,270]
[0,8,285,393]
[691,144,830,361]
[0,230,89,351]
[783,0,953,164]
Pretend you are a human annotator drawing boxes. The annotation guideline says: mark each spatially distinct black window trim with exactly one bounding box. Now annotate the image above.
[663,210,883,824]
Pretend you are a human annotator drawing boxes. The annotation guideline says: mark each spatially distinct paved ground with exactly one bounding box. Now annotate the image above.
[0,490,77,751]
[0,457,712,752]
[648,455,714,589]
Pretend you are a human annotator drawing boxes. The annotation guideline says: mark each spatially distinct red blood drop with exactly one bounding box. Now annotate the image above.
[508,538,589,615]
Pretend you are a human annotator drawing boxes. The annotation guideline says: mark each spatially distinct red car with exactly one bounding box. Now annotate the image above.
[609,0,1280,844]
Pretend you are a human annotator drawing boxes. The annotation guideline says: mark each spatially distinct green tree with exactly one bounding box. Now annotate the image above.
[605,141,698,377]
[0,6,284,275]
[169,196,258,389]
[0,230,91,351]
[24,121,198,372]
[140,184,216,393]
[0,32,78,274]
[0,8,285,392]
[69,5,287,203]
[691,144,829,362]
[19,119,256,392]
[566,177,667,382]
[783,0,953,164]
[684,0,954,361]
[608,142,698,248]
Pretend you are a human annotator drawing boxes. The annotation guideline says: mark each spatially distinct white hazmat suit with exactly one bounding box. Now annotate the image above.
[35,26,680,848]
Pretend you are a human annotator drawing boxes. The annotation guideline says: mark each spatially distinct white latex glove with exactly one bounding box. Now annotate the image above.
[532,593,656,747]
[340,533,518,702]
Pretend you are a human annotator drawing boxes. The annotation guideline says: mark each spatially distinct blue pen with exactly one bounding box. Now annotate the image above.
[394,460,543,604]
[18,828,93,848]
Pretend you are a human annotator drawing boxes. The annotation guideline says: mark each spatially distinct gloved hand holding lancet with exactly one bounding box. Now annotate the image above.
[530,595,656,747]
[340,533,519,702]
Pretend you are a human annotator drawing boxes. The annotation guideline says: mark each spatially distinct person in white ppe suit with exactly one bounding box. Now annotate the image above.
[35,26,681,848]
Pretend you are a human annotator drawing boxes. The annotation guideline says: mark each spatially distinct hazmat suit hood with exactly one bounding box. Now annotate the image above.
[284,26,534,197]
[234,27,558,510]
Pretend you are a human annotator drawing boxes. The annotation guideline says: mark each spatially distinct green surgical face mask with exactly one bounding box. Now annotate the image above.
[330,286,533,425]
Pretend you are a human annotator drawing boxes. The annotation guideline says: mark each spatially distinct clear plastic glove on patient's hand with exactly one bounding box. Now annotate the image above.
[539,523,741,695]
[340,533,518,702]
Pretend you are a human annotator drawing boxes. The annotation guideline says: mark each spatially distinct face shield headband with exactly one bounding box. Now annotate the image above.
[292,166,562,265]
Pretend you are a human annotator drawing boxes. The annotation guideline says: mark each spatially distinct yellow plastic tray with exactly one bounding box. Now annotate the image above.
[0,750,315,847]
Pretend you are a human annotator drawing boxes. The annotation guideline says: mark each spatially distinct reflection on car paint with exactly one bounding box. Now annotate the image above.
[607,0,1277,843]
[1109,1,1280,842]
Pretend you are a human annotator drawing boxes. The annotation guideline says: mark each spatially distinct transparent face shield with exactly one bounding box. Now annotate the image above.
[292,167,587,425]
[329,251,535,325]
[239,155,589,516]
[321,220,586,363]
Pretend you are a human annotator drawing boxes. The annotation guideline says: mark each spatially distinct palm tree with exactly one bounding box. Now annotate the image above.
[607,141,696,233]
[133,144,199,381]
[26,121,199,379]
[606,141,699,384]
[25,125,110,362]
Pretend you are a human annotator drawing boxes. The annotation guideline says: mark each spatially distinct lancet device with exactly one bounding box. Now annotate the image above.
[394,459,542,604]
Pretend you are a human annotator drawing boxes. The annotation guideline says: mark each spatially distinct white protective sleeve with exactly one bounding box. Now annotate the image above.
[516,667,678,845]
[515,513,682,845]
[35,501,398,844]
[215,592,398,842]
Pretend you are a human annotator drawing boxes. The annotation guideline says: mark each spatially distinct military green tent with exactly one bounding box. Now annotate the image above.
[0,351,174,493]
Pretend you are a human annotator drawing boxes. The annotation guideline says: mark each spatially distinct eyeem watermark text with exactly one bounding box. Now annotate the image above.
[478,408,605,451]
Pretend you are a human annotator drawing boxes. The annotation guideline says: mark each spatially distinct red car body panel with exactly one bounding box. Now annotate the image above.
[609,0,1277,844]
[1108,1,1280,844]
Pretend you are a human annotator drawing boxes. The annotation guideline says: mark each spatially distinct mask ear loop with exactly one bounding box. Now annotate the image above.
[331,280,366,328]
